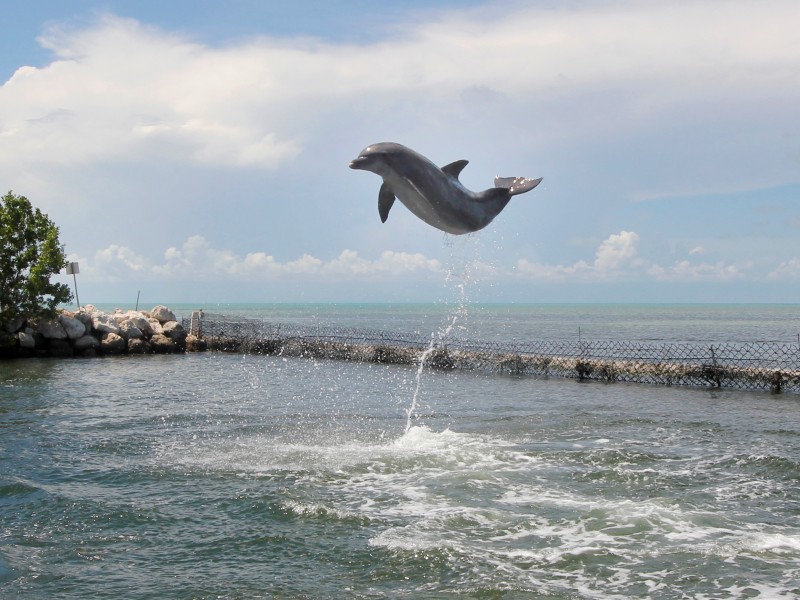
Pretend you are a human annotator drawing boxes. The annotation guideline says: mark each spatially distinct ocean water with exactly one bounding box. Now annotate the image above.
[91,302,800,344]
[2,304,800,598]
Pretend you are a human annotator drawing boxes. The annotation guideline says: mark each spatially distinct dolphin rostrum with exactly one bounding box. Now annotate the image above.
[349,142,542,235]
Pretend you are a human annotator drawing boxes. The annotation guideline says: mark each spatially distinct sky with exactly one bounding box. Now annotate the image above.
[1,0,799,306]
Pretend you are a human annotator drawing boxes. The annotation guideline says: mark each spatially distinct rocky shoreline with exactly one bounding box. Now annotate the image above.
[1,305,193,358]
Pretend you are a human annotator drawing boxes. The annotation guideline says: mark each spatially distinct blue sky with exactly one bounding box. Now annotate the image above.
[2,0,799,305]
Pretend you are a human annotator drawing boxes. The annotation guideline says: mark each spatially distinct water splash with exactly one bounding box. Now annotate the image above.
[405,253,473,434]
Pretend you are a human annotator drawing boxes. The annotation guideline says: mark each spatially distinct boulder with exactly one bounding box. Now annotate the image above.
[36,319,68,340]
[92,313,121,335]
[100,332,126,355]
[119,320,144,340]
[125,315,152,336]
[150,333,176,354]
[185,334,207,352]
[148,318,163,335]
[4,316,26,334]
[151,305,176,324]
[75,311,94,334]
[58,314,86,340]
[48,339,74,357]
[18,328,36,349]
[0,332,17,353]
[74,335,100,351]
[127,338,151,354]
[162,321,187,341]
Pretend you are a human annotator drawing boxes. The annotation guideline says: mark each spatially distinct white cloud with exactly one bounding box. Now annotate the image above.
[515,259,592,282]
[768,257,800,279]
[2,2,798,173]
[78,235,442,282]
[647,261,748,282]
[515,230,750,283]
[6,3,800,302]
[67,231,780,291]
[593,230,640,272]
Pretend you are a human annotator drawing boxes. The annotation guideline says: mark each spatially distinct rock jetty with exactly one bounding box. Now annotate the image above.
[1,305,188,358]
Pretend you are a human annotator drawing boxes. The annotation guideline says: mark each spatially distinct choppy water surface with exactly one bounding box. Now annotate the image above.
[2,348,799,598]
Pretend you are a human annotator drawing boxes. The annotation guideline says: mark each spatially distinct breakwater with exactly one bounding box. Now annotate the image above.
[184,312,800,394]
[1,305,188,358]
[3,307,798,394]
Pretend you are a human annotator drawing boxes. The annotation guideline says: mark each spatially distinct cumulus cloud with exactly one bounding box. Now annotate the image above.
[593,230,641,272]
[7,2,800,301]
[768,258,800,280]
[74,235,442,282]
[515,230,750,283]
[68,230,776,290]
[2,1,798,172]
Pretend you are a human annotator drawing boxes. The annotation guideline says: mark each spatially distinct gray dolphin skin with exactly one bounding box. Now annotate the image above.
[349,142,542,235]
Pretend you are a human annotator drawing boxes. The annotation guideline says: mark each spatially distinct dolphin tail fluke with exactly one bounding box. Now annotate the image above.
[494,176,542,196]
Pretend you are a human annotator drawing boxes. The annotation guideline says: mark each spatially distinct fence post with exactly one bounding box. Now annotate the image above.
[709,344,721,388]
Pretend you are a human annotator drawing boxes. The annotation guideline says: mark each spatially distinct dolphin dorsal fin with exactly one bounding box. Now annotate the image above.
[441,159,469,180]
[378,182,395,223]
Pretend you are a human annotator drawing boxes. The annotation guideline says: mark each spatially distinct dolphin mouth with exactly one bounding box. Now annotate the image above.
[349,156,368,170]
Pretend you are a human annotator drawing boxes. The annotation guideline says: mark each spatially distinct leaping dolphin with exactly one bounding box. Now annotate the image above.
[349,142,542,235]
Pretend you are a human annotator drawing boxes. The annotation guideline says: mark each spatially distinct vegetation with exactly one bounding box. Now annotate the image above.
[0,191,72,321]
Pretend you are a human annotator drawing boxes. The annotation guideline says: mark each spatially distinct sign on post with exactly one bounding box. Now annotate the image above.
[65,262,80,309]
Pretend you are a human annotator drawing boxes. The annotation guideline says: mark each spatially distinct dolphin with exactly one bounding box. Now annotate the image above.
[349,142,542,235]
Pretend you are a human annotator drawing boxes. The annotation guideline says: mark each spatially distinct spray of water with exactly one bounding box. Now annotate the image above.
[405,239,475,434]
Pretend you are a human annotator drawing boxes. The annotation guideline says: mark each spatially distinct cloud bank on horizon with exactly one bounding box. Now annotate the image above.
[1,0,798,303]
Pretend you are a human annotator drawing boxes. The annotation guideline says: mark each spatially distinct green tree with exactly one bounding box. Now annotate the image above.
[0,191,72,321]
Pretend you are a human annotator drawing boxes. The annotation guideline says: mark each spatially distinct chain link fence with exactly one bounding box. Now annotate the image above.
[182,313,800,394]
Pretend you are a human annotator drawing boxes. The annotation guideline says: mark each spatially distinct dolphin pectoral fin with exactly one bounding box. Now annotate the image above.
[494,176,543,196]
[378,182,396,223]
[441,159,469,180]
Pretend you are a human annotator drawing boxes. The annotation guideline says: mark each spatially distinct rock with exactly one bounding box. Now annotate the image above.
[185,334,207,352]
[119,320,144,340]
[0,332,17,353]
[150,333,176,354]
[127,338,151,354]
[125,315,152,336]
[36,319,68,339]
[18,328,36,349]
[92,313,121,335]
[75,311,93,334]
[151,305,176,324]
[58,314,86,339]
[148,318,163,335]
[100,332,126,355]
[162,321,186,340]
[4,316,26,334]
[74,334,100,351]
[48,339,74,357]
[78,348,98,358]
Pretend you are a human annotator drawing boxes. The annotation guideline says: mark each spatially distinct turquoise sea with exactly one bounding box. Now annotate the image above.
[2,304,800,598]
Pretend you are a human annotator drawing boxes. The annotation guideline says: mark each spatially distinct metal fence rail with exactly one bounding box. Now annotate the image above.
[182,313,800,394]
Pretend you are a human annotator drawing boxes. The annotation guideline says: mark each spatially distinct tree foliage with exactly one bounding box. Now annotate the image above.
[0,191,72,321]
